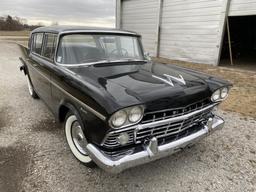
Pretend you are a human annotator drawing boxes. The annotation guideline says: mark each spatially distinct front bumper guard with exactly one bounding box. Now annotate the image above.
[86,115,224,174]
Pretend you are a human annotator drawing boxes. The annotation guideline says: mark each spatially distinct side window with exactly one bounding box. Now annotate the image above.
[42,33,57,60]
[31,33,44,55]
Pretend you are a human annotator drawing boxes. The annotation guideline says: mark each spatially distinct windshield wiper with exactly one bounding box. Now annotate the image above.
[74,58,147,67]
[108,58,146,63]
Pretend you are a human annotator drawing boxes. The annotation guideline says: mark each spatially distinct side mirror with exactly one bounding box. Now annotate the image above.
[144,52,151,61]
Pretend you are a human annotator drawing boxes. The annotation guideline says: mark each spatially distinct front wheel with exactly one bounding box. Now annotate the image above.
[64,113,95,167]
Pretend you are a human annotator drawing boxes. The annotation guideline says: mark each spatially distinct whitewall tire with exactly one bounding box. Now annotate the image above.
[26,75,38,99]
[65,113,95,166]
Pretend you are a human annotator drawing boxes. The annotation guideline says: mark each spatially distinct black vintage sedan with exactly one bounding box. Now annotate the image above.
[19,26,232,173]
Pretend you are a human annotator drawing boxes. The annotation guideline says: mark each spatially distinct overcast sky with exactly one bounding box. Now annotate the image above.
[0,0,115,27]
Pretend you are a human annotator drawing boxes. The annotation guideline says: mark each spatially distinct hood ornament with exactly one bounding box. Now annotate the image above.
[152,74,186,87]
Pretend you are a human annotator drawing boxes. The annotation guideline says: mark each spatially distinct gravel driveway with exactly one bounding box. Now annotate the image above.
[0,42,255,192]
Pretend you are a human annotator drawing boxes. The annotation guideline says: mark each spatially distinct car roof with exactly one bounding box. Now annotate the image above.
[31,26,140,36]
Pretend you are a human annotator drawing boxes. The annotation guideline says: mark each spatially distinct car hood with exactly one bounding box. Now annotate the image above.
[66,61,230,113]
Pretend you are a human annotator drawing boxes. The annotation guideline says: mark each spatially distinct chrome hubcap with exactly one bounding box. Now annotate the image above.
[71,121,87,155]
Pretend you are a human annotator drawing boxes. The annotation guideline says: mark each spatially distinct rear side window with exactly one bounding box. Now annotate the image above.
[42,33,57,60]
[31,33,44,55]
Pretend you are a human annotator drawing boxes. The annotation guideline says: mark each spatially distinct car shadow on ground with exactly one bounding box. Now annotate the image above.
[31,118,61,133]
[0,144,33,192]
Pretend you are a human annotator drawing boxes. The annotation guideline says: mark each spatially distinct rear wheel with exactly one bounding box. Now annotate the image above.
[64,112,95,167]
[26,75,38,99]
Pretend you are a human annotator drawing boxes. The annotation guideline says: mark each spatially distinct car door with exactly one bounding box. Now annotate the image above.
[27,33,53,105]
[40,33,58,109]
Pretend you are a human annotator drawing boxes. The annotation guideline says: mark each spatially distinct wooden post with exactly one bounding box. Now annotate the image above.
[216,0,232,66]
[155,0,163,57]
[116,0,121,29]
[226,17,234,65]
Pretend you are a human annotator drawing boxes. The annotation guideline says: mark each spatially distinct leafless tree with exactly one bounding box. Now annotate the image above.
[0,15,24,30]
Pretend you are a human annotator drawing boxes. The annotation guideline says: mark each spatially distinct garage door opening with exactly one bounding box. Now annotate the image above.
[220,15,256,71]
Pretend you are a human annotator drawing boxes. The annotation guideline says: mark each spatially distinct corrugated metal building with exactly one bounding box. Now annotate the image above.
[116,0,256,65]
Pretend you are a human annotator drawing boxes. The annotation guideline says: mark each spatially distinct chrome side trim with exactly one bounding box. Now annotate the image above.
[87,115,225,174]
[27,61,106,121]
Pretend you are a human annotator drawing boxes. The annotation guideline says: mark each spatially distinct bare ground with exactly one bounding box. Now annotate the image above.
[0,30,30,36]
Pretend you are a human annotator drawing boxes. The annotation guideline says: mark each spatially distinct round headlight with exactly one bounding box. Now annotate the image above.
[220,87,228,99]
[128,106,143,123]
[111,110,127,127]
[211,89,221,102]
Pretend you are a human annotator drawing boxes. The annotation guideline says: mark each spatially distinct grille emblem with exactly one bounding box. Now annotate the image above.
[153,74,186,87]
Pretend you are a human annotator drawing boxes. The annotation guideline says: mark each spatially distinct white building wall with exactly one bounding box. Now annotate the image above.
[229,0,256,16]
[159,0,225,64]
[121,0,159,56]
[119,0,256,65]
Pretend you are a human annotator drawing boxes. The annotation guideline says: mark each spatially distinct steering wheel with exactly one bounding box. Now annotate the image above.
[110,48,129,57]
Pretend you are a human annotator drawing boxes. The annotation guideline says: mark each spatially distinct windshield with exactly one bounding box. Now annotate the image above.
[56,34,144,65]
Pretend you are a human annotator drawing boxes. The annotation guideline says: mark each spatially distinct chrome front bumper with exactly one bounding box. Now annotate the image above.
[86,115,224,174]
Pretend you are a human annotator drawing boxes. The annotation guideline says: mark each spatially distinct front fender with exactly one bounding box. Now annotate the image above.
[58,99,109,145]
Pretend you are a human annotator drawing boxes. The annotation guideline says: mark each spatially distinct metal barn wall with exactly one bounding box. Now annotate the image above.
[159,0,226,65]
[119,0,256,65]
[121,0,159,56]
[229,0,256,16]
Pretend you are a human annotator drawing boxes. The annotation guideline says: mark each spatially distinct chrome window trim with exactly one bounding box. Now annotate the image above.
[31,32,58,63]
[31,32,44,55]
[53,32,145,67]
[59,30,139,36]
[41,32,58,61]
[31,51,55,63]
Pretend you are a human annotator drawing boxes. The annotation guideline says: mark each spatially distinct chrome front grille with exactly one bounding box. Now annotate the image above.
[102,129,134,148]
[142,99,211,124]
[101,101,215,148]
[135,108,212,143]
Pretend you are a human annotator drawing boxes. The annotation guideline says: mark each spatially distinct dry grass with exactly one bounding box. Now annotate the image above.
[155,57,256,119]
[0,31,29,46]
[0,30,30,36]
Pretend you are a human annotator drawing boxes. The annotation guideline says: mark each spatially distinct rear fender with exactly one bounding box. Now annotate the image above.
[17,43,29,76]
[19,57,28,75]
